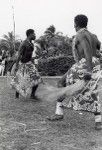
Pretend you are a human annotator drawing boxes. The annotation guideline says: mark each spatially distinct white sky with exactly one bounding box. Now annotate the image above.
[0,0,102,41]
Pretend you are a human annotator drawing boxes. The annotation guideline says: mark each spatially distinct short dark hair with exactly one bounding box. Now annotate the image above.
[26,29,34,37]
[74,14,88,28]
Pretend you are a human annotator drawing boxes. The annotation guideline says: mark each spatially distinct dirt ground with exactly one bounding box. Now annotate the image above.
[0,77,102,150]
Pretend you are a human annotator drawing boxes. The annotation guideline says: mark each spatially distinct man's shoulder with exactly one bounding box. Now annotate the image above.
[76,29,92,42]
[20,40,28,47]
[92,33,100,42]
[22,40,28,45]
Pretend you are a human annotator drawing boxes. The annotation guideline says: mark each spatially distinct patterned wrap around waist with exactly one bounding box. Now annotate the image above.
[65,57,102,112]
[11,61,41,98]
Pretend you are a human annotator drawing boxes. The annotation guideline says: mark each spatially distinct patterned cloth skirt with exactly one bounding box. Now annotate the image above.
[65,57,102,113]
[11,61,41,98]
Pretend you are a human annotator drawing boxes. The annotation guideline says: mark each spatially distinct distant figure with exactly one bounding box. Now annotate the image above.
[11,29,41,99]
[0,59,5,76]
[47,14,102,130]
[0,50,7,76]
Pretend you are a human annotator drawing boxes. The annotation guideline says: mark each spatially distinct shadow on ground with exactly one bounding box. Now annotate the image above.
[0,77,102,150]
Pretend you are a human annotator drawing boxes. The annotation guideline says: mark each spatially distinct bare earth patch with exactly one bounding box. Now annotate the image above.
[0,77,102,150]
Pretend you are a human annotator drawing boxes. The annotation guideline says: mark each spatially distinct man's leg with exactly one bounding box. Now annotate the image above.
[94,112,102,130]
[47,95,65,121]
[92,93,102,130]
[30,84,38,99]
[15,91,19,98]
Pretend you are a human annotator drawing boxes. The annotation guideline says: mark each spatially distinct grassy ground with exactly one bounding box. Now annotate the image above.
[0,77,102,150]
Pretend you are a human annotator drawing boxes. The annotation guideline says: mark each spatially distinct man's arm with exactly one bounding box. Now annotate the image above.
[94,35,101,58]
[96,39,101,50]
[93,34,101,50]
[15,42,25,69]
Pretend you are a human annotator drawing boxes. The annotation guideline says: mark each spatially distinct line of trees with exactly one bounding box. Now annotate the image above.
[0,25,74,75]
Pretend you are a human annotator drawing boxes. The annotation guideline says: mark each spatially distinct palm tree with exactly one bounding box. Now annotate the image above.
[45,25,56,35]
[0,31,21,57]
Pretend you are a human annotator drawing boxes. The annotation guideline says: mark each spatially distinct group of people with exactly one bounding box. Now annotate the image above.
[11,14,102,130]
[0,50,15,76]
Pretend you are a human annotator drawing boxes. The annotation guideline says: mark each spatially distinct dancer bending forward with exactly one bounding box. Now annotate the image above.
[47,14,102,130]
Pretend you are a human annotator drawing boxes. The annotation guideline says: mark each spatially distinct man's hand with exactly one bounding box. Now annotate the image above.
[83,72,92,81]
[57,73,67,87]
[13,64,19,75]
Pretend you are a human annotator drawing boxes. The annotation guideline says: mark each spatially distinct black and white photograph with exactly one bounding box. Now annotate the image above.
[0,0,102,149]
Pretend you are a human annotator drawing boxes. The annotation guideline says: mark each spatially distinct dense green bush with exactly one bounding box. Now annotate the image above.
[35,25,73,59]
[35,25,74,76]
[37,55,75,76]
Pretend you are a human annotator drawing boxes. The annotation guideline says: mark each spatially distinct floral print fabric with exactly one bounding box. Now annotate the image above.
[11,61,41,98]
[66,57,101,112]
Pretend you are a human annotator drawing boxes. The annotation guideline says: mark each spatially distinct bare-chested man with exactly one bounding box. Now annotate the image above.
[47,14,102,130]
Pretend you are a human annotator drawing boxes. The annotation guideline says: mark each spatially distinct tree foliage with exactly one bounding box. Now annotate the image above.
[35,25,73,59]
[0,31,21,57]
[38,55,75,76]
[35,25,74,75]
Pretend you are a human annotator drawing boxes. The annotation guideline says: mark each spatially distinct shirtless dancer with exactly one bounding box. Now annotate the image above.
[47,14,102,130]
